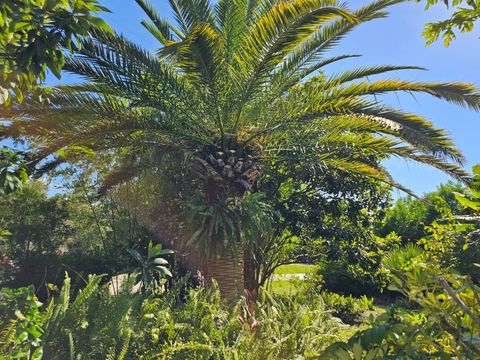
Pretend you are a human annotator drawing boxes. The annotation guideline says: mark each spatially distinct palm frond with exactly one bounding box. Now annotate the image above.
[389,149,471,183]
[65,30,196,112]
[1,0,478,233]
[325,65,426,86]
[269,54,361,99]
[167,0,216,33]
[216,0,257,58]
[237,0,357,106]
[272,0,403,90]
[326,80,480,111]
[135,0,183,44]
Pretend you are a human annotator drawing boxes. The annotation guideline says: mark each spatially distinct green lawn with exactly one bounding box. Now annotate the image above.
[269,263,316,295]
[273,263,317,275]
[269,279,307,295]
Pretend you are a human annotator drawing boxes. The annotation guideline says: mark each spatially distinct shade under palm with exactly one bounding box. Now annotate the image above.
[1,0,480,295]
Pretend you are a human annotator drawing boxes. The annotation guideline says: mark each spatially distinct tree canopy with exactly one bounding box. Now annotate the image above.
[0,0,111,104]
[1,0,477,216]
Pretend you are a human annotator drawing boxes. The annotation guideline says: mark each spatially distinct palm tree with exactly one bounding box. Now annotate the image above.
[1,0,479,296]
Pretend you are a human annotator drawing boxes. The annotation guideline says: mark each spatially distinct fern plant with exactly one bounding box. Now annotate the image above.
[129,281,342,359]
[41,273,140,360]
[3,273,357,359]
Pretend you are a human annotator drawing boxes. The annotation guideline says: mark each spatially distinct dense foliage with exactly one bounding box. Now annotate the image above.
[248,162,392,291]
[0,0,110,104]
[419,165,480,282]
[322,168,480,358]
[0,179,154,296]
[1,275,345,359]
[324,245,480,359]
[0,286,44,359]
[1,0,480,358]
[1,0,479,296]
[378,182,465,243]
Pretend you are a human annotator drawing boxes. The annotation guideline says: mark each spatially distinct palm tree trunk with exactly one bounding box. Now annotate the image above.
[205,245,244,298]
[142,211,244,297]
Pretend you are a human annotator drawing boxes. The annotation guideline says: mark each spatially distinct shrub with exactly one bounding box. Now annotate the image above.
[323,246,480,359]
[130,283,343,359]
[320,292,374,325]
[4,253,118,300]
[420,219,480,283]
[317,233,400,297]
[0,286,44,359]
[320,261,388,297]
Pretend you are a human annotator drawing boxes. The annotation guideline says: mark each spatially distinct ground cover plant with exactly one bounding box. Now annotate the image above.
[1,274,346,359]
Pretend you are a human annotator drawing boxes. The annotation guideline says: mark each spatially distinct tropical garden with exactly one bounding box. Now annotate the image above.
[1,0,480,358]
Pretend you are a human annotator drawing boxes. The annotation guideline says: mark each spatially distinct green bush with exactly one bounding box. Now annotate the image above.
[4,253,119,300]
[317,233,400,297]
[323,246,480,359]
[0,286,44,359]
[320,261,388,297]
[320,292,373,325]
[132,285,342,359]
[419,217,480,283]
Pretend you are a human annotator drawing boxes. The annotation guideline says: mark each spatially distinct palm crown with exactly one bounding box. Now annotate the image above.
[1,0,479,235]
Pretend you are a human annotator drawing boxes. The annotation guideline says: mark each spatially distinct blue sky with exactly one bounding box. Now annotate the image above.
[54,0,480,195]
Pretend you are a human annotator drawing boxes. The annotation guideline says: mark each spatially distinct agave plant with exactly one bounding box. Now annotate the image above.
[1,0,479,295]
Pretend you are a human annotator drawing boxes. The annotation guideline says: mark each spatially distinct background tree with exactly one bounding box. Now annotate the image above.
[378,181,466,243]
[419,0,480,46]
[0,174,155,298]
[249,157,393,295]
[419,164,480,282]
[0,146,29,285]
[0,181,71,259]
[0,0,111,104]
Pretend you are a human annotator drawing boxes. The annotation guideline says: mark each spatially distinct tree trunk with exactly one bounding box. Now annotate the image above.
[205,246,244,298]
[243,247,259,295]
[140,208,245,298]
